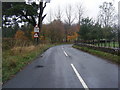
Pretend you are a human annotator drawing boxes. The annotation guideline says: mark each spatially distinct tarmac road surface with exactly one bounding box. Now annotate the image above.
[3,45,119,89]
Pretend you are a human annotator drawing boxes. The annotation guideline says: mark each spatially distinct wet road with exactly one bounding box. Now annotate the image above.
[3,45,119,89]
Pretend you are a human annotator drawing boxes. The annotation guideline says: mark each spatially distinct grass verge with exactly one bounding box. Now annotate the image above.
[2,44,55,83]
[72,45,120,64]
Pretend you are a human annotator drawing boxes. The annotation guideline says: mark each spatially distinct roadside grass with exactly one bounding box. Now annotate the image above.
[72,45,120,64]
[2,44,54,83]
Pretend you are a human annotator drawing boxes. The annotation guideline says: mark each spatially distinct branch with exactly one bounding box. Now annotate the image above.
[42,14,47,21]
[43,2,47,11]
[64,20,69,25]
[30,15,36,26]
[22,12,36,26]
[70,17,76,24]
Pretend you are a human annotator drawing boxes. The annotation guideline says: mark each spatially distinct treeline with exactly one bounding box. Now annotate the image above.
[78,18,118,41]
[3,17,118,44]
[2,1,118,45]
[2,20,79,44]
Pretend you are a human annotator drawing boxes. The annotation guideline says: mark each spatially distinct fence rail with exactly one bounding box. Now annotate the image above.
[76,40,119,49]
[75,40,120,55]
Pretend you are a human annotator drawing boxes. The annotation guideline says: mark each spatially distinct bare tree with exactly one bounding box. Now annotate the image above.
[76,3,84,25]
[47,8,53,23]
[64,4,75,42]
[98,2,117,27]
[65,4,75,26]
[55,6,63,21]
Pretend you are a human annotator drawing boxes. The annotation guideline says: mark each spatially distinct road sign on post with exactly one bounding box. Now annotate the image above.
[34,33,39,38]
[34,25,39,33]
[34,25,39,45]
[34,0,50,45]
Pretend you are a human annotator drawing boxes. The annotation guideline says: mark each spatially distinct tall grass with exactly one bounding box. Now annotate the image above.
[2,38,54,83]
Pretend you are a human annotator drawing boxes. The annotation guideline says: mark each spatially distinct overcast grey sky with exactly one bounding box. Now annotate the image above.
[42,0,120,23]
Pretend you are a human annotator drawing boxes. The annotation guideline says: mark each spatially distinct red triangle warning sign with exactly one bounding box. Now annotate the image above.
[34,33,39,38]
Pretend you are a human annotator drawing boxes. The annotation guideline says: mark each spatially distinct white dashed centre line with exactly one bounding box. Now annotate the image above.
[62,47,68,57]
[71,64,89,90]
[63,51,68,57]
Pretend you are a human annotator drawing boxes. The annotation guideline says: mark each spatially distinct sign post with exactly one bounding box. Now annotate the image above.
[34,25,39,45]
[34,0,50,45]
[34,33,39,38]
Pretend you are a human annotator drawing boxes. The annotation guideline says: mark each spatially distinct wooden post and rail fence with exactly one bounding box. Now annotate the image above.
[75,39,120,56]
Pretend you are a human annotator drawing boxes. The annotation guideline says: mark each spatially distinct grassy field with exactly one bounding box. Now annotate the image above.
[2,44,55,83]
[73,45,120,64]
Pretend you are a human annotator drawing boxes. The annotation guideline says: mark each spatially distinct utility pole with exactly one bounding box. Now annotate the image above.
[118,1,120,55]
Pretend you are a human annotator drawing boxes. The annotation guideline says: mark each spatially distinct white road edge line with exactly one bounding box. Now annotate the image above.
[63,51,68,57]
[71,64,89,90]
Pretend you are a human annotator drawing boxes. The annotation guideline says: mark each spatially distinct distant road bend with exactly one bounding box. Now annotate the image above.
[3,45,118,89]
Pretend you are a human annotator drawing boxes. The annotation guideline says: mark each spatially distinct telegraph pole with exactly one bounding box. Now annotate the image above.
[118,1,120,48]
[118,1,120,55]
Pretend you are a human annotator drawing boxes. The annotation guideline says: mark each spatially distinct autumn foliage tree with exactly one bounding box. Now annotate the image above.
[14,30,29,47]
[15,30,28,40]
[67,32,78,42]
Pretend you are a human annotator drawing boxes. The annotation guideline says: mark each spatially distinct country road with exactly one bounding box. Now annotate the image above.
[3,45,119,89]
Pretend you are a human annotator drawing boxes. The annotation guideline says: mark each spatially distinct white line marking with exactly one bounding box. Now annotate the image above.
[62,47,68,57]
[64,51,68,57]
[71,64,89,90]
